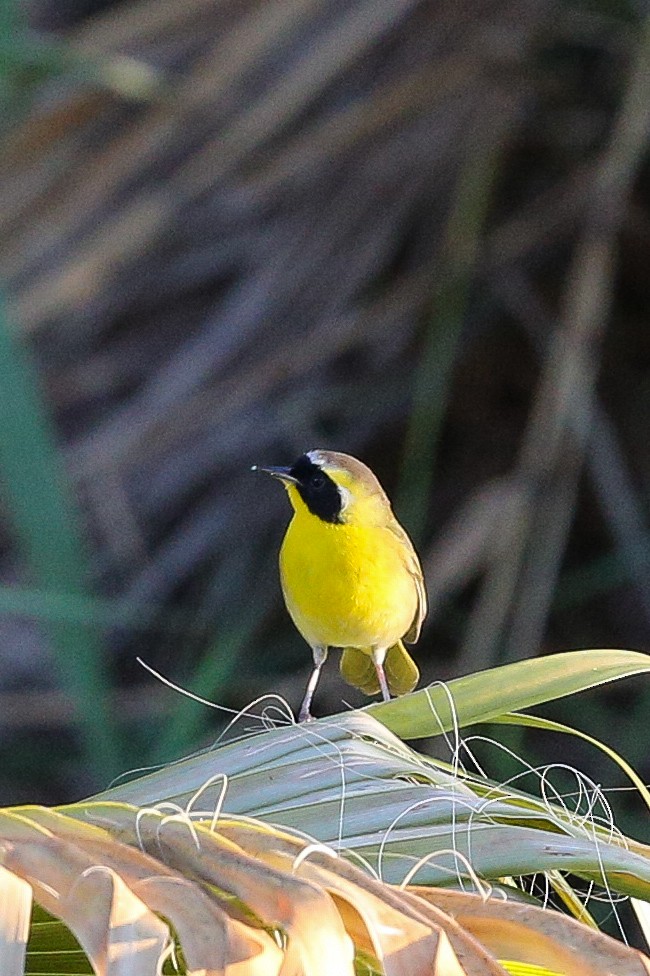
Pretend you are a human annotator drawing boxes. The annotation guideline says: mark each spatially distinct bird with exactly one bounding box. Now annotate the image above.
[253,449,426,721]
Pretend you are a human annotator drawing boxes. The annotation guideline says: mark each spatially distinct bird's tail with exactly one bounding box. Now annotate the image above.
[339,641,419,697]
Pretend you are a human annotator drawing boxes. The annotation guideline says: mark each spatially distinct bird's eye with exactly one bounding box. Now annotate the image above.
[310,472,326,489]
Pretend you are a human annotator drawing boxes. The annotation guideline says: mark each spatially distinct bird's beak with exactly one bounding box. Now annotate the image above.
[251,464,299,485]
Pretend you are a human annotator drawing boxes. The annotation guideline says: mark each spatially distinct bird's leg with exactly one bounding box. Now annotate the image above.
[298,645,328,722]
[372,647,390,702]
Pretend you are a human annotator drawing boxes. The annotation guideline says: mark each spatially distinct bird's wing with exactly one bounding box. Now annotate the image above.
[385,517,427,644]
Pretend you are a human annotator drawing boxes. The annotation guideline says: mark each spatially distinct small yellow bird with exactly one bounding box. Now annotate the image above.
[255,450,426,721]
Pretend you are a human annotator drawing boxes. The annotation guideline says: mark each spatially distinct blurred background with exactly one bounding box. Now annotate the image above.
[0,0,649,840]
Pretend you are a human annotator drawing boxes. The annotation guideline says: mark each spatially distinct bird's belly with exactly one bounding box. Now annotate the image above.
[279,518,416,650]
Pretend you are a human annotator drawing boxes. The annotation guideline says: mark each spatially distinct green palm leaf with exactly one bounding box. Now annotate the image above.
[0,648,648,973]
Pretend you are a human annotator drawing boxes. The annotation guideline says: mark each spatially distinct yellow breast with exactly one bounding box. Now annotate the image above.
[279,505,418,651]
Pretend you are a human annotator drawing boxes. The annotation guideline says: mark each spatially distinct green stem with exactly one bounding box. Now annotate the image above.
[398,122,505,545]
[0,296,122,784]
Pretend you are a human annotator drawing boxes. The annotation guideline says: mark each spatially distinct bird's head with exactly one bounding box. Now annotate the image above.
[253,450,392,525]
